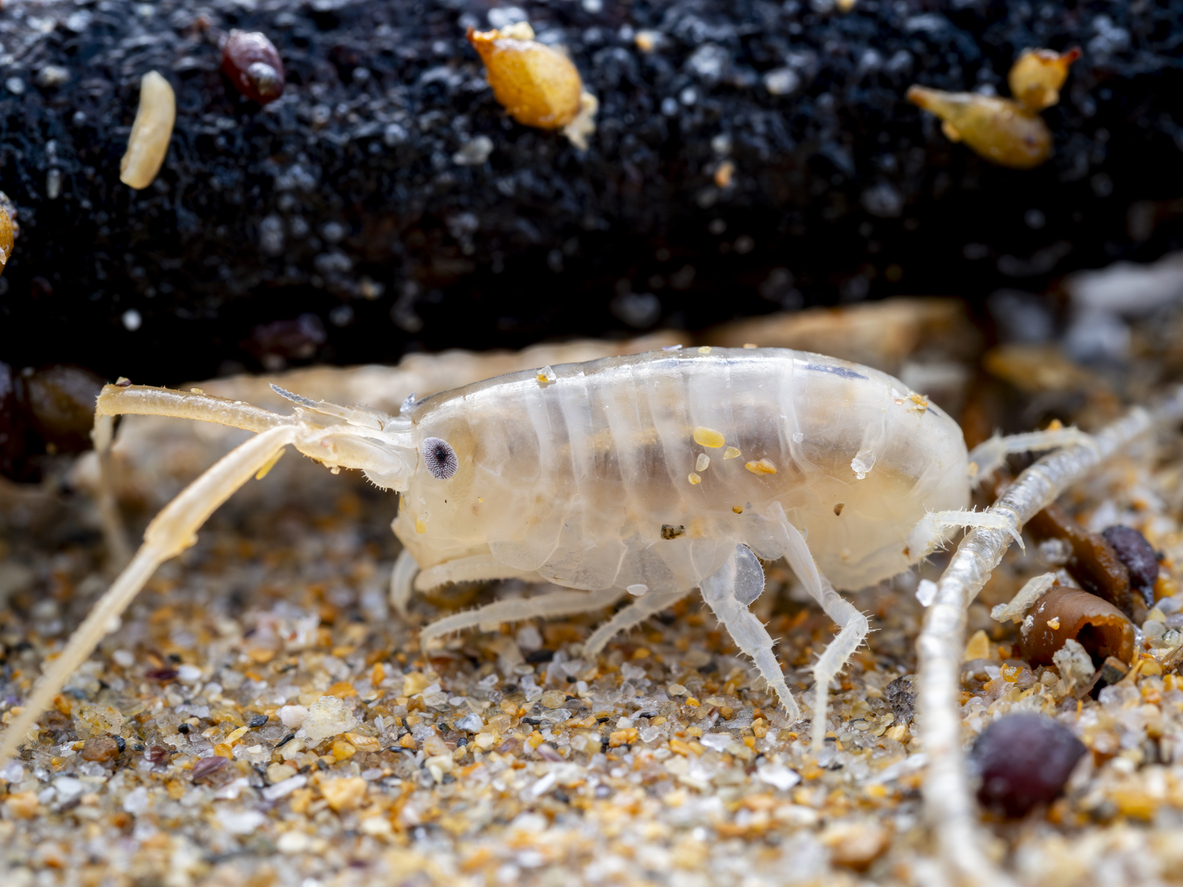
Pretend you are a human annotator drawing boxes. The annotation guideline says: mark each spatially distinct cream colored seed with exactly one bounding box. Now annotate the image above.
[688,473,701,485]
[698,346,712,354]
[120,71,176,190]
[723,446,741,460]
[745,458,777,476]
[696,453,710,472]
[693,426,725,448]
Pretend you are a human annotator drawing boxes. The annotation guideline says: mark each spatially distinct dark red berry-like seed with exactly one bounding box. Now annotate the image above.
[222,30,285,104]
[1102,525,1160,601]
[971,713,1087,818]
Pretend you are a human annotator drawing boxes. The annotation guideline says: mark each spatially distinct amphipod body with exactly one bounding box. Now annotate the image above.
[391,348,984,748]
[4,347,1010,764]
[398,349,968,595]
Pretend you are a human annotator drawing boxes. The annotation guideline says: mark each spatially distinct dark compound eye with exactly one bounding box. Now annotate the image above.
[422,437,458,480]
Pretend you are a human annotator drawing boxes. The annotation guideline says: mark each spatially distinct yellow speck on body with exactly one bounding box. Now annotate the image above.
[1047,617,1061,630]
[698,346,712,354]
[723,446,741,460]
[696,453,710,472]
[693,426,726,448]
[744,458,777,476]
[732,506,744,514]
[414,518,427,534]
[688,473,701,485]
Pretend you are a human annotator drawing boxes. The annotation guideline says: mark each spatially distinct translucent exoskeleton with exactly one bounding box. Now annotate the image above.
[0,347,1087,762]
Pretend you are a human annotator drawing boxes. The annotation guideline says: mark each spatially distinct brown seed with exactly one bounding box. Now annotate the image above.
[222,30,285,105]
[466,26,583,130]
[1020,586,1135,667]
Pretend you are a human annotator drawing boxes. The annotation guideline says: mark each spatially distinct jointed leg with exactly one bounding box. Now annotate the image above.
[92,411,132,568]
[904,509,1023,562]
[0,425,298,765]
[584,588,691,656]
[700,544,800,723]
[778,521,869,752]
[968,426,1099,483]
[389,549,420,617]
[419,586,625,650]
[415,554,544,593]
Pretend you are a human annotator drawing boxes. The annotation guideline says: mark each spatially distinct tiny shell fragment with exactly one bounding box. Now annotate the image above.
[120,71,176,190]
[906,85,1051,170]
[466,26,596,148]
[222,30,286,105]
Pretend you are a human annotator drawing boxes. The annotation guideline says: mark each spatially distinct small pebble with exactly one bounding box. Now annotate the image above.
[322,776,367,812]
[971,713,1087,817]
[80,736,120,762]
[192,755,230,783]
[278,704,309,729]
[299,696,358,744]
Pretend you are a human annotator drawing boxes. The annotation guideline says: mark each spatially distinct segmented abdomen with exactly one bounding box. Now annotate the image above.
[397,348,969,592]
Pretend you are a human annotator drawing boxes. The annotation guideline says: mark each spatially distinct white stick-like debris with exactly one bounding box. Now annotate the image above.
[990,571,1056,623]
[917,390,1183,887]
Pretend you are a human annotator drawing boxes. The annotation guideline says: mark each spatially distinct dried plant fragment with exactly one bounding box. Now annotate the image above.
[906,86,1051,169]
[971,713,1087,818]
[1008,47,1081,112]
[222,30,285,104]
[467,25,597,149]
[120,71,176,190]
[1020,586,1135,667]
